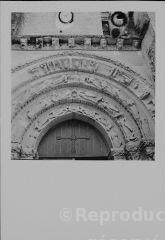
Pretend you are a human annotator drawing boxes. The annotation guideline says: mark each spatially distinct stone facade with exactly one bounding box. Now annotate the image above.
[11,51,155,160]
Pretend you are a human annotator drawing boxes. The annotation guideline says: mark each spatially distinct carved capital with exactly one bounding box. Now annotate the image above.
[138,139,155,160]
[125,144,140,160]
[11,141,22,159]
[111,148,126,160]
[20,149,39,160]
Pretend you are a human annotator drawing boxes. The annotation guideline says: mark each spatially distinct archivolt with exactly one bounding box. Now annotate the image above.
[11,52,155,160]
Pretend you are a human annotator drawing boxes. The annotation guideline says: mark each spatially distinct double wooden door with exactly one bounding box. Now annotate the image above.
[38,119,109,159]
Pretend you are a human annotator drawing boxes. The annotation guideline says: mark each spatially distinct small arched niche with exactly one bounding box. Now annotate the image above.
[37,118,113,160]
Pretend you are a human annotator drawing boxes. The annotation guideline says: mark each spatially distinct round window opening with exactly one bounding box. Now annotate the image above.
[58,12,74,24]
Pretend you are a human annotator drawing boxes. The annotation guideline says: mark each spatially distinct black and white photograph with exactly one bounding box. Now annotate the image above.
[1,2,165,240]
[11,11,155,160]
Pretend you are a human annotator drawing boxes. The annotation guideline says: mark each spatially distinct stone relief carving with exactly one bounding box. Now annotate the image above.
[81,59,99,73]
[12,53,154,160]
[84,76,99,88]
[20,148,39,160]
[113,69,134,86]
[72,58,82,70]
[125,144,140,160]
[146,99,155,119]
[117,116,138,142]
[13,85,144,144]
[25,56,137,90]
[111,148,126,160]
[96,97,120,115]
[126,99,141,120]
[26,109,38,120]
[12,66,154,128]
[12,83,151,145]
[138,139,155,160]
[110,130,123,148]
[147,37,155,81]
[12,98,154,160]
[11,51,144,80]
[140,117,152,138]
[79,91,99,102]
[17,103,127,157]
[132,81,153,101]
[11,141,22,159]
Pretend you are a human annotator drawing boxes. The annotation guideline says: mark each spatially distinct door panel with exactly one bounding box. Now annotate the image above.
[38,119,109,159]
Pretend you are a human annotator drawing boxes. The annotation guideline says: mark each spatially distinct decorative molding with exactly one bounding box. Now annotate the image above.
[12,70,154,136]
[111,148,126,160]
[11,52,155,160]
[12,86,144,143]
[11,53,154,120]
[147,37,155,81]
[12,105,128,159]
[11,52,151,83]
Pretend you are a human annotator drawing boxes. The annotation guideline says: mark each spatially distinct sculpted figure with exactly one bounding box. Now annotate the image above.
[95,115,113,134]
[118,117,138,141]
[107,102,120,114]
[127,99,141,120]
[61,75,69,83]
[63,74,78,83]
[127,134,138,142]
[133,82,151,101]
[26,110,34,120]
[110,130,123,148]
[82,59,99,73]
[141,117,152,138]
[130,105,141,120]
[102,82,116,95]
[51,92,60,103]
[113,89,140,119]
[119,117,133,133]
[133,81,139,90]
[146,99,155,117]
[71,90,78,98]
[84,76,97,87]
[97,116,109,127]
[79,91,98,102]
[34,120,42,132]
[72,58,82,69]
[49,74,69,86]
[139,88,150,100]
[113,88,127,105]
[99,81,107,91]
[106,123,114,132]
[115,70,133,86]
[97,97,120,114]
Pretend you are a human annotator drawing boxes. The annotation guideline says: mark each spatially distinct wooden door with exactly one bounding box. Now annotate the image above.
[38,119,110,159]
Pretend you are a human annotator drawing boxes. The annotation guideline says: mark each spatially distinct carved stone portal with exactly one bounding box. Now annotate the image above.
[11,52,155,160]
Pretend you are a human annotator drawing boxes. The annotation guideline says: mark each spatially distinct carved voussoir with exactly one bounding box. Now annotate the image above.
[111,148,126,160]
[138,139,155,160]
[125,143,140,160]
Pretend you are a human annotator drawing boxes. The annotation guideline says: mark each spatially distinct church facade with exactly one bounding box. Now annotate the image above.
[11,12,155,160]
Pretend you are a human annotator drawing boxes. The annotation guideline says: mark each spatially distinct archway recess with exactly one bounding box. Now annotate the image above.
[11,52,155,160]
[38,118,112,159]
